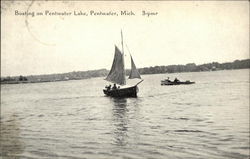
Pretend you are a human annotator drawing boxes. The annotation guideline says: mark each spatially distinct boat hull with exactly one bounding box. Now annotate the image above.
[103,86,138,98]
[161,80,195,85]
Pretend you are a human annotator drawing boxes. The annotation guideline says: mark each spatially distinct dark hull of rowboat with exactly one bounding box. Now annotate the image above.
[161,81,195,85]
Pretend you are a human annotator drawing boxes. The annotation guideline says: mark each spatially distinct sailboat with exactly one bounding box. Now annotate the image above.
[103,31,143,98]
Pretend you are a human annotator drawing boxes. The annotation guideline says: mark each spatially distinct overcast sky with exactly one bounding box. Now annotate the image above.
[1,1,249,76]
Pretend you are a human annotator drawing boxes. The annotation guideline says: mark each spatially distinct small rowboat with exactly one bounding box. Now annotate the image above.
[161,80,195,85]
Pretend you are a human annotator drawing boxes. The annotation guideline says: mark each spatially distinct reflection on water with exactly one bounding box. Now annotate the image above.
[111,98,128,146]
[0,114,25,159]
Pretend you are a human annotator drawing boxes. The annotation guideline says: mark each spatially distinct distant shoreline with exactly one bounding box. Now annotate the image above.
[1,68,249,85]
[1,59,249,85]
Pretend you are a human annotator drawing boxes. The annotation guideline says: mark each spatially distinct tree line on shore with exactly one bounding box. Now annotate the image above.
[1,59,249,83]
[137,59,249,74]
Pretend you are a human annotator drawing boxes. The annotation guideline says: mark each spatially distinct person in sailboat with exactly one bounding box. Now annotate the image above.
[112,84,117,90]
[105,84,111,90]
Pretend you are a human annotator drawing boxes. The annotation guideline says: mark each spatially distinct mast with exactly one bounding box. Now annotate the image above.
[121,30,124,56]
[121,30,126,84]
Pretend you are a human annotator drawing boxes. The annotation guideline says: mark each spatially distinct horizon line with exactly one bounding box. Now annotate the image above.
[1,58,249,78]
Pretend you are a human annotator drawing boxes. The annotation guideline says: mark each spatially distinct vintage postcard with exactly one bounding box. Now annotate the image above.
[1,1,249,159]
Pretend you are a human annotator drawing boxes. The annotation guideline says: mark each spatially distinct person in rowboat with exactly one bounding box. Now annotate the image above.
[166,77,170,82]
[174,77,180,83]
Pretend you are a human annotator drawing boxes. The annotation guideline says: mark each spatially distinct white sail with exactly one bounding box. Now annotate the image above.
[105,46,126,85]
[129,55,141,79]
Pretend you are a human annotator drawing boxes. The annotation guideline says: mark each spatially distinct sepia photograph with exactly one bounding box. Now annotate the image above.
[1,0,249,159]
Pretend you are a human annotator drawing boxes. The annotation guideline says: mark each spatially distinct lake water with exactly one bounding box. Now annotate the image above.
[1,69,249,159]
